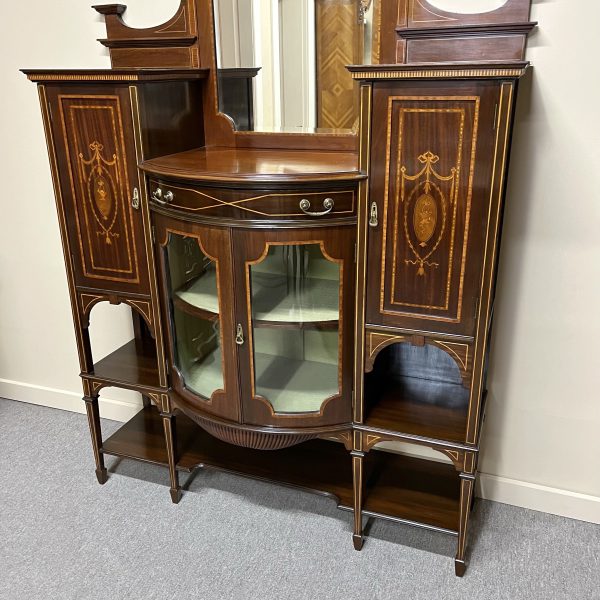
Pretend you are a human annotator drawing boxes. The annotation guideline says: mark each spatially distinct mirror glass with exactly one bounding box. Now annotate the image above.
[426,0,508,14]
[213,0,379,133]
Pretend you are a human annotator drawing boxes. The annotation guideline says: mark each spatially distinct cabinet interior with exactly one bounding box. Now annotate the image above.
[364,343,469,443]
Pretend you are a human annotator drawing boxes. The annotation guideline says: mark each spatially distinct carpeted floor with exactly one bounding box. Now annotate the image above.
[1,398,598,600]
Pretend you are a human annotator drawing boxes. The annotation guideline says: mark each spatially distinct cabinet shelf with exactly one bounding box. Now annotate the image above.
[101,405,459,534]
[365,377,469,443]
[184,348,338,413]
[251,272,339,325]
[254,352,338,413]
[174,271,339,329]
[174,271,220,318]
[90,339,160,389]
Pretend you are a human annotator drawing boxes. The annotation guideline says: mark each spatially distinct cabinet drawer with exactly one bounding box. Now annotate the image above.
[148,179,356,222]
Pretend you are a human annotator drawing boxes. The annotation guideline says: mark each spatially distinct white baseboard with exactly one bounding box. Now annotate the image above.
[477,473,600,525]
[0,378,141,423]
[2,378,599,525]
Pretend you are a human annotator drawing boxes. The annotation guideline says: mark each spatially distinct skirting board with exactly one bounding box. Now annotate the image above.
[477,474,600,525]
[2,378,599,525]
[0,378,141,423]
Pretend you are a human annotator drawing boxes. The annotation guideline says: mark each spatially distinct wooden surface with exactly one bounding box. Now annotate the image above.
[375,0,534,63]
[147,179,357,223]
[91,339,160,388]
[45,84,151,296]
[233,226,355,429]
[102,405,460,532]
[217,68,260,132]
[365,389,468,443]
[141,147,362,184]
[23,69,208,83]
[365,79,501,338]
[348,62,530,80]
[93,0,202,69]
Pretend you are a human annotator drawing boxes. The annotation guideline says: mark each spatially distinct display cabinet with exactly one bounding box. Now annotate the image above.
[24,0,536,577]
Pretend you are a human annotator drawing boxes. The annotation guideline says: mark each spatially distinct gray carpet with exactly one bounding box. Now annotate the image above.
[1,398,598,600]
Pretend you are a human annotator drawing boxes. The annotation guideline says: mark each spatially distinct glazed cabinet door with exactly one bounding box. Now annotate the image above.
[46,85,150,295]
[234,226,355,428]
[366,81,500,336]
[154,215,240,421]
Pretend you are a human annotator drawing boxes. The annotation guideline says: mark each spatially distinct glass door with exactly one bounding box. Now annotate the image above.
[235,227,354,428]
[155,216,240,422]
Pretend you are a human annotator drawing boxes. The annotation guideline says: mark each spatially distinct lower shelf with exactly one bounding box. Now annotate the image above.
[101,405,459,534]
[91,339,160,389]
[365,385,468,443]
[184,348,338,413]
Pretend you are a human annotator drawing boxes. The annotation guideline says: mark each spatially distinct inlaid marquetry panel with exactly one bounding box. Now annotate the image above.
[383,96,479,320]
[366,83,499,336]
[50,89,150,295]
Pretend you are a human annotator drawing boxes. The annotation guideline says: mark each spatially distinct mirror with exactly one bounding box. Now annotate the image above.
[213,0,379,133]
[425,0,508,14]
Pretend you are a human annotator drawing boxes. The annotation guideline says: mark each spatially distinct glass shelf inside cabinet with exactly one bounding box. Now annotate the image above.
[251,245,339,328]
[249,244,341,414]
[167,234,223,400]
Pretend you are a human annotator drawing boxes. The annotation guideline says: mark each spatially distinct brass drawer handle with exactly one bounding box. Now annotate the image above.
[152,188,174,205]
[235,324,245,346]
[131,187,140,210]
[299,197,334,217]
[369,202,378,227]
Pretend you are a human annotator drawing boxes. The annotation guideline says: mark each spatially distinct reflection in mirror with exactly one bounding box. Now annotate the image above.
[213,0,379,133]
[425,0,508,14]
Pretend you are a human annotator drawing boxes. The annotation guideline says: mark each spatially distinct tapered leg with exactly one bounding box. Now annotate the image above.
[352,451,365,550]
[455,473,476,577]
[84,395,107,485]
[162,413,181,504]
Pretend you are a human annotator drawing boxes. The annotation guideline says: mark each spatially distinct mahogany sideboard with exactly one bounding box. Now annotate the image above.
[23,0,535,576]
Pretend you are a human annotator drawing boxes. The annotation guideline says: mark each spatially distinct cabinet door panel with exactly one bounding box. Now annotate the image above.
[234,226,354,428]
[366,81,499,336]
[154,215,240,422]
[48,86,149,294]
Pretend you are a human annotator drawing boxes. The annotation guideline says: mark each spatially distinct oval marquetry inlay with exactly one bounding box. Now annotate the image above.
[413,192,437,246]
[92,174,114,220]
[424,0,508,14]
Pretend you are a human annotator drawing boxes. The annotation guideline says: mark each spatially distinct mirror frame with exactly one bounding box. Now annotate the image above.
[199,0,361,151]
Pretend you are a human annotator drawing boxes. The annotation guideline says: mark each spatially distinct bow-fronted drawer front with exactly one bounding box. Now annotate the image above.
[148,179,356,223]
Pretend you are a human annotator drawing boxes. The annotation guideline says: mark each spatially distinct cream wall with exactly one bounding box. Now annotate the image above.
[0,0,598,523]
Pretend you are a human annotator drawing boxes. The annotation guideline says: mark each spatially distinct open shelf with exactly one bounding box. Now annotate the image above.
[362,450,460,533]
[365,343,470,444]
[102,405,460,534]
[91,339,160,389]
[365,379,469,443]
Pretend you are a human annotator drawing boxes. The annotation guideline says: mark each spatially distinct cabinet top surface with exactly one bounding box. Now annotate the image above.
[348,61,530,80]
[141,147,363,185]
[22,69,209,83]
